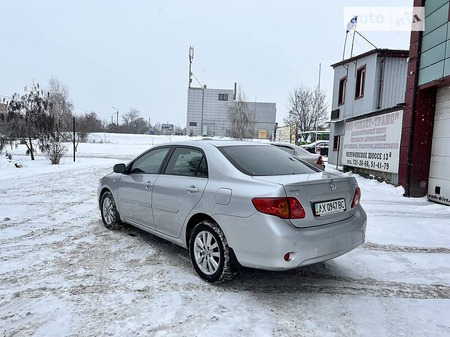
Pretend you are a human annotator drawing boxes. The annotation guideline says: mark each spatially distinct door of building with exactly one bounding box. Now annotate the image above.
[428,86,450,206]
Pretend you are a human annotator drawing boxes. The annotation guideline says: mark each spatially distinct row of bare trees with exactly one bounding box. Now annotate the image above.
[0,78,187,164]
[0,78,329,163]
[228,85,328,140]
[0,78,105,164]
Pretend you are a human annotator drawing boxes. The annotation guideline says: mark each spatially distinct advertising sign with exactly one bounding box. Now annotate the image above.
[258,129,268,139]
[342,110,403,173]
[161,124,174,131]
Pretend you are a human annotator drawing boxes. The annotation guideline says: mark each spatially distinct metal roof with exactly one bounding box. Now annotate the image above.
[331,48,409,68]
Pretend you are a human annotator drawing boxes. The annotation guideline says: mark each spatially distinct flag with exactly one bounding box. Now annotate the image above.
[346,16,357,33]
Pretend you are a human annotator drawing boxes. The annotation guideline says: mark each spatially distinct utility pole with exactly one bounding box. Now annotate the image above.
[314,63,321,153]
[189,46,194,88]
[72,117,76,162]
[112,107,119,125]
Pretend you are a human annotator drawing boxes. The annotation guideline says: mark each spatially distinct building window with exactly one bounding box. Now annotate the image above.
[333,136,340,151]
[355,65,366,99]
[218,94,228,101]
[189,122,197,126]
[331,109,340,120]
[338,77,346,105]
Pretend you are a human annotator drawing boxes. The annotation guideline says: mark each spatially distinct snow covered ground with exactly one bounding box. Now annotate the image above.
[1,134,449,337]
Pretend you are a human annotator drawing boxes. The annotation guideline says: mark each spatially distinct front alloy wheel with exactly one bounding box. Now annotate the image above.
[189,220,234,283]
[100,191,123,230]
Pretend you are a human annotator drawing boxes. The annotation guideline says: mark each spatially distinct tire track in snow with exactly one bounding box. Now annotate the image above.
[362,242,450,254]
[94,226,450,301]
[4,270,448,301]
[228,269,450,300]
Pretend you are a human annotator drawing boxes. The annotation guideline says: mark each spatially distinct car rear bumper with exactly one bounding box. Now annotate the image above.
[216,205,367,271]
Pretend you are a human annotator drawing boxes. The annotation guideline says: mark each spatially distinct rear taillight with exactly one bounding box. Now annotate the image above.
[252,197,306,219]
[316,155,323,166]
[351,187,361,208]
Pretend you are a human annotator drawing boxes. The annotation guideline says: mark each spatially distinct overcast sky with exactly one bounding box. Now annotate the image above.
[0,0,412,127]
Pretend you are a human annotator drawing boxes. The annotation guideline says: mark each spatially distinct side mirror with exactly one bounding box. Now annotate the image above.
[113,163,126,173]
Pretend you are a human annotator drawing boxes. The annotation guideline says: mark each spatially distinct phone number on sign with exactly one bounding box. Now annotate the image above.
[349,159,390,171]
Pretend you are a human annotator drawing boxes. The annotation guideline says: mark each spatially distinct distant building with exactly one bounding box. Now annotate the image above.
[186,85,276,138]
[329,49,408,184]
[399,0,450,205]
[247,101,277,139]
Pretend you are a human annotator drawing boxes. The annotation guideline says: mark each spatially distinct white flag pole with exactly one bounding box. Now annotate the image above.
[350,29,356,58]
[344,16,357,60]
[343,32,348,60]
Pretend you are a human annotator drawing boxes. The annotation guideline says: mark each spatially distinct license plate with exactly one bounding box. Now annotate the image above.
[314,199,346,216]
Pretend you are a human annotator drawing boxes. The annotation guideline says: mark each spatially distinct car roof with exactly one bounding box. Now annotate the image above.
[153,139,272,150]
[272,142,311,152]
[271,142,297,148]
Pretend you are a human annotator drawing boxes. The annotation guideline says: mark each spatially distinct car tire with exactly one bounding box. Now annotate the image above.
[189,220,234,283]
[100,191,123,230]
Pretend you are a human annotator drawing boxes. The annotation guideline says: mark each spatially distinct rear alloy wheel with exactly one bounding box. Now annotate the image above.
[189,220,234,283]
[100,191,123,230]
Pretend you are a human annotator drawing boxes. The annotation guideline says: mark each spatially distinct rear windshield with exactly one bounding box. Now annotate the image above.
[218,145,317,176]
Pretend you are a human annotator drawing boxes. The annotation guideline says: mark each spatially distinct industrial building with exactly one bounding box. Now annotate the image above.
[186,85,276,139]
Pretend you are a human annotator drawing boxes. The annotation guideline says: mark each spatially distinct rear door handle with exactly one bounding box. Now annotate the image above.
[186,186,199,193]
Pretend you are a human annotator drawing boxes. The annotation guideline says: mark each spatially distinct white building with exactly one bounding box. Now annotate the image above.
[186,85,276,138]
[329,49,408,184]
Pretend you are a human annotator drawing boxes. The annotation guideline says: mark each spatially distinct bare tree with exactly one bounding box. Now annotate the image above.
[77,112,103,133]
[153,122,161,135]
[0,102,9,152]
[48,77,73,133]
[228,89,255,139]
[132,117,147,134]
[70,112,104,151]
[284,86,328,143]
[122,108,141,133]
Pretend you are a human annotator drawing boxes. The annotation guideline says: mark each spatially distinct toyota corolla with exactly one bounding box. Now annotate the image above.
[98,140,367,283]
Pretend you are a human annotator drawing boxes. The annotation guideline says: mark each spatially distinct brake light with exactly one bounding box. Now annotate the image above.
[316,156,323,166]
[252,197,306,219]
[351,187,361,208]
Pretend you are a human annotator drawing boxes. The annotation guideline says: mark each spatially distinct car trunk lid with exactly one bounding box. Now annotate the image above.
[253,173,358,228]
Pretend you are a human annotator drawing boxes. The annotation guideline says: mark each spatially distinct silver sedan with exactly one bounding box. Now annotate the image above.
[98,140,367,283]
[271,142,325,170]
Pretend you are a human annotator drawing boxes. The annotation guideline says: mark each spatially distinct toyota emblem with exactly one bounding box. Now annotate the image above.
[329,180,336,191]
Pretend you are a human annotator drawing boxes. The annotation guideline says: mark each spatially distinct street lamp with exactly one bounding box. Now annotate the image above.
[146,115,151,134]
[112,107,119,125]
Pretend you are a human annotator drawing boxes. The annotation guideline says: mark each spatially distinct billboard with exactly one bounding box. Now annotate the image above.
[161,124,174,131]
[342,110,403,173]
[257,129,268,139]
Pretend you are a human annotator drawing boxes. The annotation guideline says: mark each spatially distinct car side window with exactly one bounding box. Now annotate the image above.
[129,147,170,174]
[164,147,208,178]
[276,145,295,155]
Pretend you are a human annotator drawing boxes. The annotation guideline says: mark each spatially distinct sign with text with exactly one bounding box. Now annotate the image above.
[161,124,174,131]
[257,129,268,139]
[342,110,403,174]
[344,7,425,32]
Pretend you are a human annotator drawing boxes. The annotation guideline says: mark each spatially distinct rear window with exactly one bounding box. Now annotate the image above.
[219,145,316,176]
